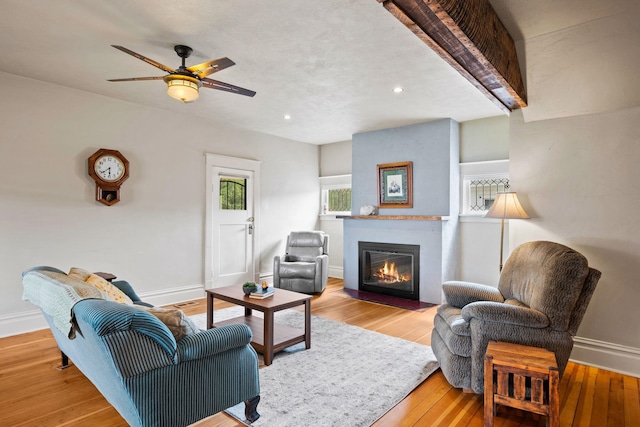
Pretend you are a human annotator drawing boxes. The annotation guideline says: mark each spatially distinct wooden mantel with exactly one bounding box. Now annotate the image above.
[376,0,527,113]
[337,215,450,220]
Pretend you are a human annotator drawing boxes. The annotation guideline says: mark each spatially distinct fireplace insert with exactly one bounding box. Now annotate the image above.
[359,241,420,300]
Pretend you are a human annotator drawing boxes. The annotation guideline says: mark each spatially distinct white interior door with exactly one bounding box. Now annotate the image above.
[211,166,255,286]
[205,154,261,289]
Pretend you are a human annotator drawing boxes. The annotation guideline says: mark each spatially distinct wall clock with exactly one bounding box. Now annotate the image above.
[87,148,129,206]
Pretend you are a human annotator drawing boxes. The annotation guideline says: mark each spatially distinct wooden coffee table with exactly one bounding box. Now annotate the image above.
[206,285,312,366]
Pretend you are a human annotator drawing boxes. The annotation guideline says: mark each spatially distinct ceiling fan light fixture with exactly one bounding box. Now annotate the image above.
[109,45,255,100]
[165,76,201,102]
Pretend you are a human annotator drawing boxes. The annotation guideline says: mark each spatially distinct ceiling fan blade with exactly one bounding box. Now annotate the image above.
[201,78,256,97]
[111,45,176,74]
[187,57,235,78]
[107,76,165,82]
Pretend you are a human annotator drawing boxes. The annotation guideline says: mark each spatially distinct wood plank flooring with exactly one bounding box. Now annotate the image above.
[2,278,638,426]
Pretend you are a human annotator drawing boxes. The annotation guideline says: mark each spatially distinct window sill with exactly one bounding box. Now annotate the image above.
[459,215,503,223]
[319,214,346,221]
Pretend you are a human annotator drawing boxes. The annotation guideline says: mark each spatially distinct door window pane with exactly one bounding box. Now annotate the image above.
[220,177,246,210]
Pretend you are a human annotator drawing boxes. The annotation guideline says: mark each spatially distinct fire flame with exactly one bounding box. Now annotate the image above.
[374,261,410,283]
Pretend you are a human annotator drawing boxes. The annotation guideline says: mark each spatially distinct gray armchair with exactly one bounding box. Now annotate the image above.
[432,241,602,393]
[273,231,329,294]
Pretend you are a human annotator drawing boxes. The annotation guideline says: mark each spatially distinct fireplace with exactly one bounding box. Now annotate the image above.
[359,241,420,300]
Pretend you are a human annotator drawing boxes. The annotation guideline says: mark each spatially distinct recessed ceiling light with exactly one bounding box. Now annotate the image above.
[283,114,291,120]
[393,87,404,93]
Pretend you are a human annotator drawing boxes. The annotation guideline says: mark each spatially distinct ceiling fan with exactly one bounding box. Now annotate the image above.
[108,44,256,103]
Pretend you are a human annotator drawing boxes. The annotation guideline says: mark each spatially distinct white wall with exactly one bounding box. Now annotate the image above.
[0,72,320,336]
[510,107,640,375]
[503,5,640,375]
[319,140,352,278]
[320,140,352,177]
[520,8,640,123]
[458,116,510,285]
[319,218,344,278]
[460,116,509,163]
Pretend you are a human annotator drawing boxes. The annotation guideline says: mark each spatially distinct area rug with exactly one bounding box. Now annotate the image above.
[342,288,436,311]
[190,307,439,426]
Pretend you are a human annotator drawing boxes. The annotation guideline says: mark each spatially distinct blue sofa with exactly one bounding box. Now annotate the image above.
[22,267,260,427]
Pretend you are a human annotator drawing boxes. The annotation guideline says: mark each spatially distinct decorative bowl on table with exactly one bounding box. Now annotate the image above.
[242,282,258,295]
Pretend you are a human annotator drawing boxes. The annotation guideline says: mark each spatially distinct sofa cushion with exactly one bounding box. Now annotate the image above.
[85,273,134,305]
[145,307,200,341]
[68,266,92,281]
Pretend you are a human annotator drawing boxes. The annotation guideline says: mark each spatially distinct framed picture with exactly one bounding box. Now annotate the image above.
[377,161,413,208]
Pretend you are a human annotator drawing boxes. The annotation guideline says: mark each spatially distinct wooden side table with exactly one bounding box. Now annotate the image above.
[484,341,559,427]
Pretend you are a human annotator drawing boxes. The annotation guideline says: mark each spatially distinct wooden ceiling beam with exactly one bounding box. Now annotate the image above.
[378,0,527,113]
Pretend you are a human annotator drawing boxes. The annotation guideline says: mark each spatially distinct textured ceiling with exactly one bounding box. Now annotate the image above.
[0,0,634,144]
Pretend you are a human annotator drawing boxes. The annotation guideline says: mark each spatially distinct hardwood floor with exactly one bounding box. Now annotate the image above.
[2,278,638,426]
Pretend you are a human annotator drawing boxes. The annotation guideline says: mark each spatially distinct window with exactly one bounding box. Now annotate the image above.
[460,160,509,216]
[324,186,351,214]
[468,178,510,212]
[219,176,246,210]
[320,175,352,215]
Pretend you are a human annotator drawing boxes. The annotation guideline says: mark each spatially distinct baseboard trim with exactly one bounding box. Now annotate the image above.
[328,266,344,279]
[136,283,205,307]
[0,309,48,338]
[1,283,207,338]
[571,336,640,377]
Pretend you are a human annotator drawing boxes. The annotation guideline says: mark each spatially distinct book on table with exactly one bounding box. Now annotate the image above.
[249,287,275,299]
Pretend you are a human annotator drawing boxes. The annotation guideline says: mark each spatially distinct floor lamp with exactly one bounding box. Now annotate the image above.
[484,192,529,272]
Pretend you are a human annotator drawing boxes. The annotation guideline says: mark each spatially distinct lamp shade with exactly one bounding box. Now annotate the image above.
[165,75,201,102]
[485,192,529,219]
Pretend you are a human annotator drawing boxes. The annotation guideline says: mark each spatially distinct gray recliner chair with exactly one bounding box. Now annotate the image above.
[273,231,329,294]
[431,240,602,393]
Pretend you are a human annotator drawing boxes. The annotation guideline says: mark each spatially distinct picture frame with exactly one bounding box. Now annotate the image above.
[377,161,413,208]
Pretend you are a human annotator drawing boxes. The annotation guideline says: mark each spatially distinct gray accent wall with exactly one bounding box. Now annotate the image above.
[344,120,460,304]
[351,121,458,216]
